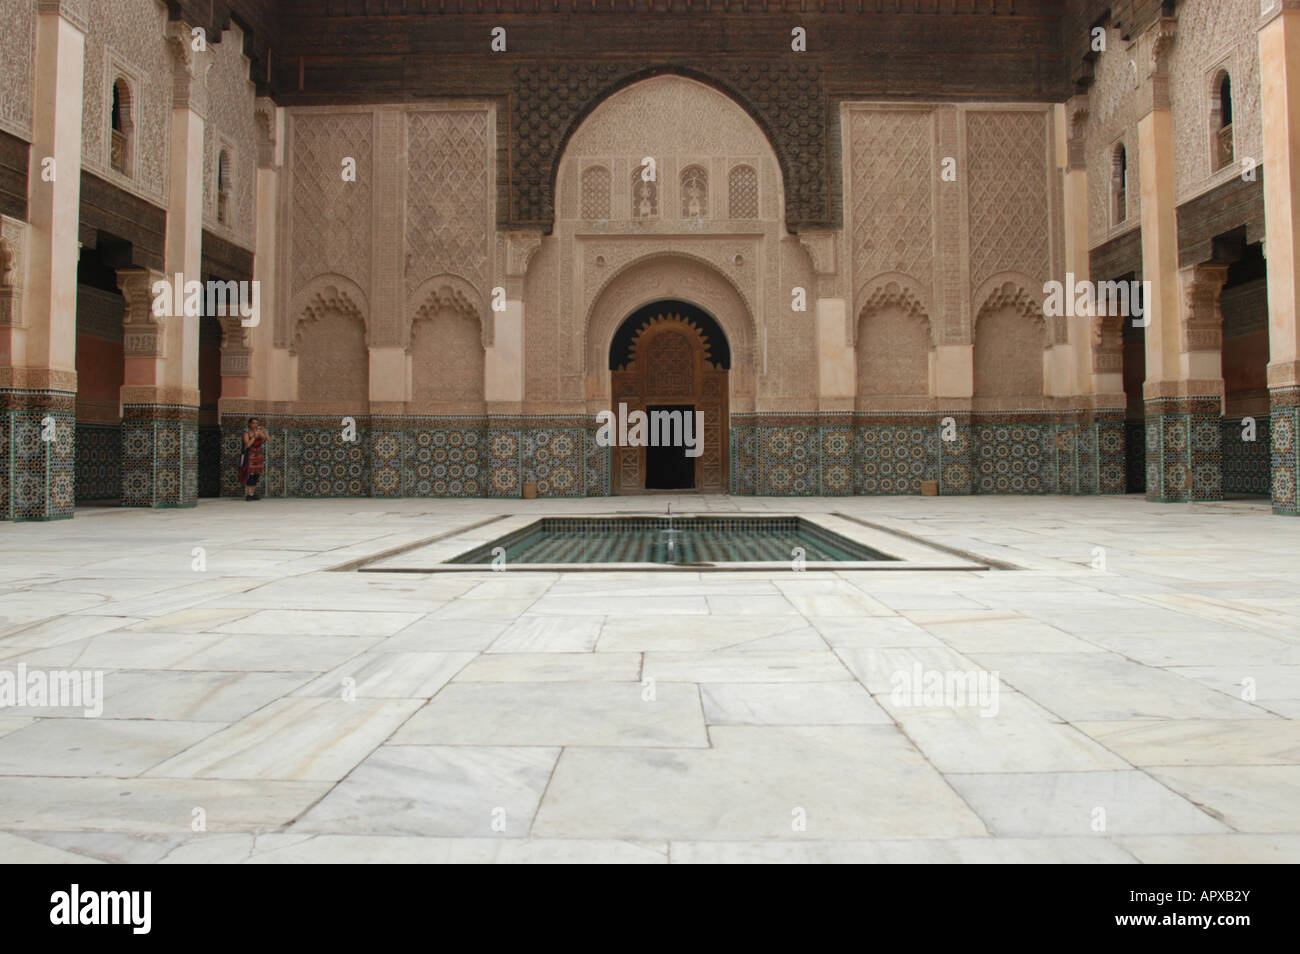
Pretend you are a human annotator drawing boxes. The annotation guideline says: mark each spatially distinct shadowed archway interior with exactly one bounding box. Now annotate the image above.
[609,300,729,494]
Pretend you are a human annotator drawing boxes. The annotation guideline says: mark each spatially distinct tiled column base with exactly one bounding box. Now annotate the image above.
[487,420,523,498]
[937,413,972,495]
[1144,398,1223,503]
[122,405,199,508]
[730,420,758,495]
[818,417,854,496]
[1272,388,1300,515]
[1054,415,1080,495]
[1,389,76,520]
[1094,416,1128,495]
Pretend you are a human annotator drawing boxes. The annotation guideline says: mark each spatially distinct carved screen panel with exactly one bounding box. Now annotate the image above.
[610,312,728,494]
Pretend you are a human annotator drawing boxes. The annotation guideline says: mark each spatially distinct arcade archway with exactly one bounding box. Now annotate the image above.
[609,300,729,493]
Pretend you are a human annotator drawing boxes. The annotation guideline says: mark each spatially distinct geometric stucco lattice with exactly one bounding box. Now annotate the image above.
[510,61,828,231]
[849,109,933,310]
[290,113,373,300]
[405,110,491,297]
[967,110,1051,297]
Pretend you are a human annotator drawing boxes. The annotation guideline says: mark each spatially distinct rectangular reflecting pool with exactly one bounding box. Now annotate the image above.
[447,516,894,566]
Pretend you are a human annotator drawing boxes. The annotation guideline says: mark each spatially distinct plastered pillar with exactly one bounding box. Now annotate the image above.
[1260,1,1300,513]
[1,1,85,520]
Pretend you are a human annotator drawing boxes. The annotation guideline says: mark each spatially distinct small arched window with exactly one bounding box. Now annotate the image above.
[580,165,611,219]
[680,165,708,219]
[1211,71,1234,171]
[217,150,233,226]
[1112,144,1128,226]
[110,78,133,176]
[631,168,657,219]
[728,164,758,219]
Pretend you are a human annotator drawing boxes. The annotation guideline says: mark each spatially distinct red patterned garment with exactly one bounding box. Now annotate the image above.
[240,435,265,483]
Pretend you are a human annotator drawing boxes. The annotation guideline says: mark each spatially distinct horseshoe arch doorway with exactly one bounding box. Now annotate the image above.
[608,300,730,493]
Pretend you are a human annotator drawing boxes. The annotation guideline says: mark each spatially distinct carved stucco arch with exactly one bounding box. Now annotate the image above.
[514,62,821,230]
[289,274,369,355]
[585,253,757,408]
[973,271,1049,346]
[855,272,934,350]
[407,273,489,351]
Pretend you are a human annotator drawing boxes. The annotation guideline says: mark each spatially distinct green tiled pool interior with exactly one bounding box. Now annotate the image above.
[449,517,894,565]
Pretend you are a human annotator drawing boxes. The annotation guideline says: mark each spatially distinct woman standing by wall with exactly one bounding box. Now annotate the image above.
[239,418,268,501]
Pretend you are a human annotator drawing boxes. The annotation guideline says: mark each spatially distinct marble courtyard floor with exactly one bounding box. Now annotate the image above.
[0,494,1298,864]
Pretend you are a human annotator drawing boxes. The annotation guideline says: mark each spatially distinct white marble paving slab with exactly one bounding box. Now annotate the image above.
[669,837,1136,864]
[533,726,988,840]
[1147,766,1300,832]
[0,776,330,832]
[643,651,853,683]
[453,653,642,683]
[1076,719,1300,766]
[213,609,423,637]
[171,634,381,672]
[292,652,474,699]
[293,745,559,837]
[700,682,891,725]
[0,718,221,777]
[145,698,422,781]
[946,770,1230,836]
[596,616,822,653]
[390,682,707,748]
[968,652,1268,721]
[486,615,603,653]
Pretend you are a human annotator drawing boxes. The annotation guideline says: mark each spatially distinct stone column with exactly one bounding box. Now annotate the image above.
[1062,96,1126,495]
[1,1,85,520]
[119,23,207,508]
[1133,17,1223,502]
[1261,0,1300,514]
[220,98,282,497]
[485,233,538,498]
[798,232,854,495]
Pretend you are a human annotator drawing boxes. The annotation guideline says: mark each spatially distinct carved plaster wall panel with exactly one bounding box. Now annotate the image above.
[81,0,172,206]
[285,111,373,308]
[847,108,934,314]
[967,109,1052,300]
[1168,0,1263,203]
[1086,27,1146,251]
[0,0,35,141]
[405,109,492,297]
[547,75,783,409]
[201,24,257,249]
